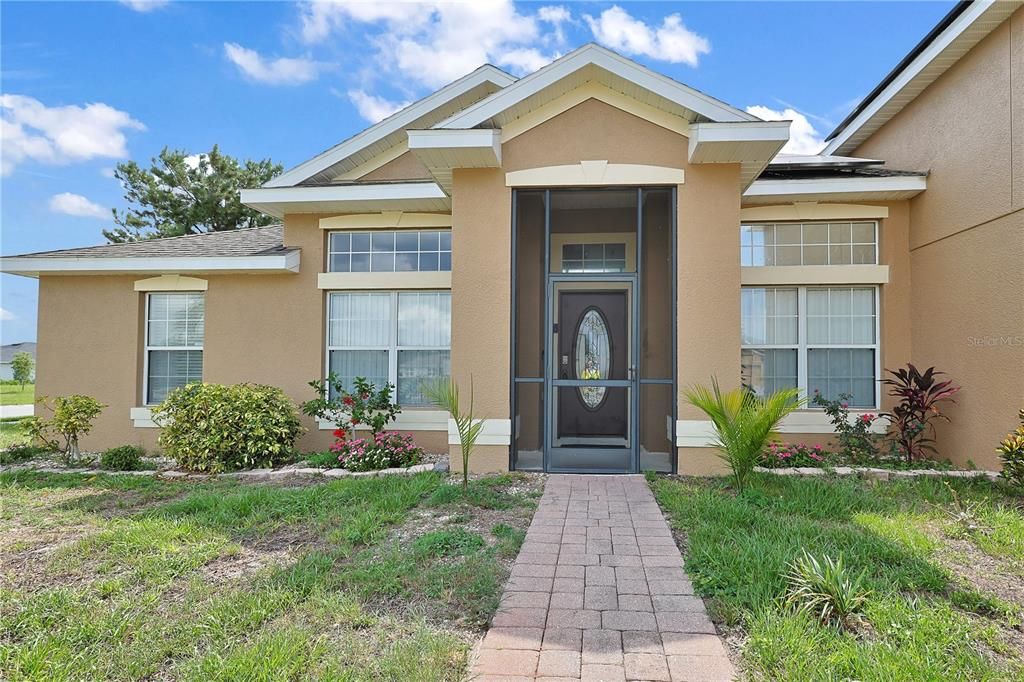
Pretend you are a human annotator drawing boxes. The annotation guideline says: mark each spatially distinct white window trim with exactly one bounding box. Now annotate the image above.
[740,221,879,267]
[741,285,881,409]
[325,290,450,409]
[143,292,204,407]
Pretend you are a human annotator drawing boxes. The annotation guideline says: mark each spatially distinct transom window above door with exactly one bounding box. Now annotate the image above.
[328,231,451,273]
[561,243,628,273]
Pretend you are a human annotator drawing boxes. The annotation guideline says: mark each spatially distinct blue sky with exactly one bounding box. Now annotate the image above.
[0,0,955,344]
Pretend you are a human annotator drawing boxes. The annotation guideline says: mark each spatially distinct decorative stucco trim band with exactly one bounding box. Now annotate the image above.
[741,265,890,286]
[319,212,452,230]
[740,203,890,221]
[317,272,452,290]
[449,418,511,446]
[134,275,209,292]
[130,407,158,428]
[506,161,684,187]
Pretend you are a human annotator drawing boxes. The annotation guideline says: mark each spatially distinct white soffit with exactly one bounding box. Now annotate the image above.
[436,43,757,132]
[240,183,450,217]
[265,65,515,188]
[742,175,927,205]
[688,121,791,189]
[407,129,502,194]
[0,252,300,277]
[824,0,1021,155]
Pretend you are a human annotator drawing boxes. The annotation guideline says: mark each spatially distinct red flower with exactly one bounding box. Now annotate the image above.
[333,428,347,438]
[342,396,355,406]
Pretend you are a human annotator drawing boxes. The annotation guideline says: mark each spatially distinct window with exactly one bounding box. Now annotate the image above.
[328,230,451,273]
[327,291,450,406]
[741,286,878,407]
[561,242,627,273]
[145,292,204,405]
[741,222,877,266]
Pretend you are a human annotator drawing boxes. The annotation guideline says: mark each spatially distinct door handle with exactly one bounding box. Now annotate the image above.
[628,366,637,381]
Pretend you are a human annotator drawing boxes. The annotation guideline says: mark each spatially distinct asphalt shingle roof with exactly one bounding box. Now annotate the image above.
[12,225,289,259]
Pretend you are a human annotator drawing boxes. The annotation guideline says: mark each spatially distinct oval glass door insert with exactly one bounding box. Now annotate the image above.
[575,308,611,409]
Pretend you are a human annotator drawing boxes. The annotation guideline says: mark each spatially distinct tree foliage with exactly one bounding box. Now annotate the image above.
[103,145,282,242]
[10,352,33,388]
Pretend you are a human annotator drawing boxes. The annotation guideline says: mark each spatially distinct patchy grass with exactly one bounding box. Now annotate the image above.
[0,418,33,451]
[0,383,33,406]
[0,469,541,680]
[649,472,1024,681]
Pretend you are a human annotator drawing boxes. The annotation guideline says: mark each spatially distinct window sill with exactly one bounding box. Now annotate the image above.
[317,409,449,432]
[317,271,451,290]
[677,410,887,447]
[130,407,158,428]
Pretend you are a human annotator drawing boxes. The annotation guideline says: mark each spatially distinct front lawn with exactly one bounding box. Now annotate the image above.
[0,383,33,406]
[0,470,541,681]
[649,472,1024,681]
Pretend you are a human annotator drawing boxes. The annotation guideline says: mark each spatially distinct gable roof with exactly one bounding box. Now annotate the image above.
[436,43,758,132]
[265,65,516,188]
[824,0,1022,155]
[9,225,287,259]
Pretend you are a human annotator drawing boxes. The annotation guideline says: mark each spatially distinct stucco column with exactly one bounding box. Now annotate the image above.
[449,168,513,472]
[675,164,743,474]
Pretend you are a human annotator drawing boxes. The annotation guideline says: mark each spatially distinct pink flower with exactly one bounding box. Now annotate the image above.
[860,413,875,423]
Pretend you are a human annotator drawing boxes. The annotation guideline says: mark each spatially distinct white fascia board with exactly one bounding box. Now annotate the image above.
[241,183,449,217]
[744,175,927,199]
[689,121,791,147]
[265,65,516,188]
[437,43,756,130]
[0,251,300,277]
[823,0,1014,155]
[407,128,501,152]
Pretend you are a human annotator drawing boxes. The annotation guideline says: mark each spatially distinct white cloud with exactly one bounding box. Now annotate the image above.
[538,5,571,46]
[0,94,144,176]
[120,0,169,12]
[298,0,559,88]
[223,42,323,86]
[347,90,411,123]
[746,105,825,155]
[584,6,709,66]
[48,192,108,219]
[0,307,14,322]
[100,167,116,178]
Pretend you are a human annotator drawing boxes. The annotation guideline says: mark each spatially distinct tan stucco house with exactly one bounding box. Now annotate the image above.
[3,1,1022,473]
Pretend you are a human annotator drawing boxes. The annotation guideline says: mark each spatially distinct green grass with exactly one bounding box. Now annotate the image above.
[649,472,1024,681]
[0,418,33,451]
[0,470,491,681]
[0,383,34,406]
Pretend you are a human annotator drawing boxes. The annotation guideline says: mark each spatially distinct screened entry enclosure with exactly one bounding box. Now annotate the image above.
[512,188,676,473]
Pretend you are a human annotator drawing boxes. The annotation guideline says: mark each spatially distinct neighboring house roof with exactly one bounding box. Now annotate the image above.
[0,225,300,276]
[0,342,36,363]
[824,0,1023,155]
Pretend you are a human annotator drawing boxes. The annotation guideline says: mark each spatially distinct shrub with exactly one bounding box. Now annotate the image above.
[785,549,870,631]
[997,409,1024,487]
[302,375,401,437]
[152,383,303,472]
[881,364,960,464]
[100,445,145,471]
[28,395,105,464]
[684,379,804,493]
[330,431,423,472]
[762,442,831,468]
[811,391,881,464]
[0,442,49,465]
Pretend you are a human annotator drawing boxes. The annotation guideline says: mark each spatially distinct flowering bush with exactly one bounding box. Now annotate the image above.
[330,431,423,472]
[997,408,1024,487]
[812,391,882,464]
[301,375,401,436]
[763,442,832,468]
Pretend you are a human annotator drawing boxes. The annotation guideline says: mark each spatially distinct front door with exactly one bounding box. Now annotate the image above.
[547,280,635,472]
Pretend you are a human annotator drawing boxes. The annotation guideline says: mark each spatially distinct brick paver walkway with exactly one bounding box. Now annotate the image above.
[470,475,736,681]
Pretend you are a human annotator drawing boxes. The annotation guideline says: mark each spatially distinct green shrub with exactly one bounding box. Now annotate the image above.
[785,549,870,630]
[997,409,1024,487]
[152,383,303,472]
[332,432,423,472]
[0,442,50,465]
[100,445,145,471]
[28,394,105,464]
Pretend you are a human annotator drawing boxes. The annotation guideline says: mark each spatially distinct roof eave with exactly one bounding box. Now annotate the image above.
[742,174,927,206]
[0,251,301,278]
[241,182,450,218]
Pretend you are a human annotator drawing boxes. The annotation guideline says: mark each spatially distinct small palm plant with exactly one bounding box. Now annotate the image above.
[423,377,485,492]
[683,379,803,492]
[785,549,870,631]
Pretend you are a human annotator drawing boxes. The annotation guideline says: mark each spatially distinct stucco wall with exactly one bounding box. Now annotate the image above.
[853,6,1024,468]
